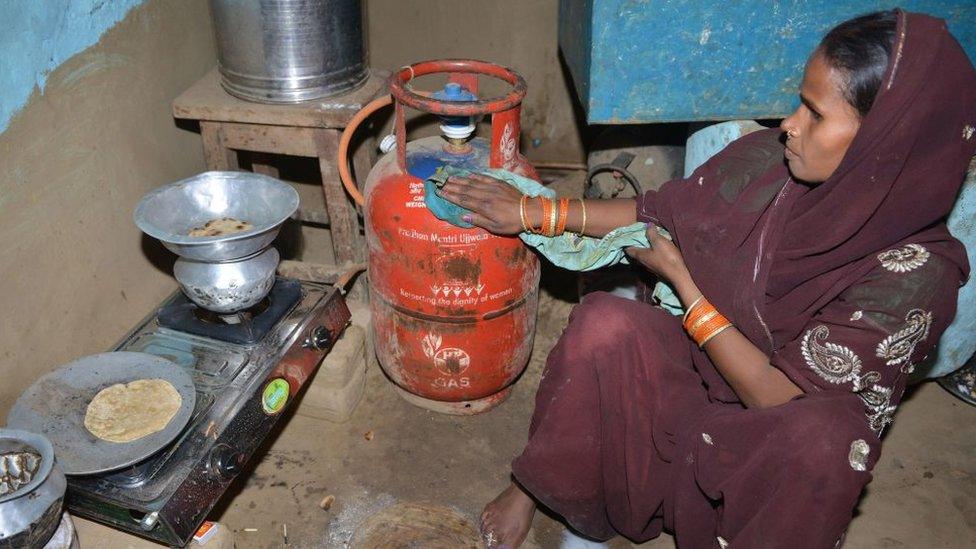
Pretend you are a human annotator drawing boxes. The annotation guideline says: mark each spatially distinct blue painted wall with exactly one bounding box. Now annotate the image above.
[559,0,976,124]
[0,0,146,133]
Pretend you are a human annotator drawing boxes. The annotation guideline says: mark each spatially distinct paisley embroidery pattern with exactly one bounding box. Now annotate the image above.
[848,439,870,472]
[801,326,862,384]
[857,384,896,432]
[877,244,930,273]
[801,327,899,433]
[876,309,933,373]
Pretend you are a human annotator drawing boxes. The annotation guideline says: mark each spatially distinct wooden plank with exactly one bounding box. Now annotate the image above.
[315,128,365,263]
[294,207,330,225]
[277,260,346,284]
[220,123,318,157]
[173,68,390,129]
[200,121,238,170]
[277,259,368,302]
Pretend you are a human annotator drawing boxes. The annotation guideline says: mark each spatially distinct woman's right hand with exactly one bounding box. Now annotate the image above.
[435,174,527,235]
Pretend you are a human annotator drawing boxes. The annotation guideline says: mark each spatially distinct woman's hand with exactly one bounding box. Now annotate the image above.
[625,224,691,286]
[435,174,524,235]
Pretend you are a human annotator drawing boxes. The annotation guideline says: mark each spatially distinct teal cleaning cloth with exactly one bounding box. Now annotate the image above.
[425,166,683,314]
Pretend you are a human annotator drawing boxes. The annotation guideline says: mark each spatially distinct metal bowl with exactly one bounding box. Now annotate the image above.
[174,247,280,313]
[134,171,299,262]
[0,430,65,548]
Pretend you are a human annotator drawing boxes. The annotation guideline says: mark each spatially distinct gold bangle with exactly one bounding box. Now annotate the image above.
[683,295,705,323]
[698,323,734,348]
[687,310,719,335]
[578,199,587,236]
[519,195,530,233]
[547,197,558,237]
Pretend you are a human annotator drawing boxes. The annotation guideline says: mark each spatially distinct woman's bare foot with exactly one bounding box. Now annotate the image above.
[480,481,536,548]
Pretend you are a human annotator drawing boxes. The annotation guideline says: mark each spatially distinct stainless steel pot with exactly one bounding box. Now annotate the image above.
[209,0,369,103]
[174,247,280,313]
[0,430,66,549]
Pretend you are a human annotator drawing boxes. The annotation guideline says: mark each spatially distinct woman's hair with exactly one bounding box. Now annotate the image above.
[819,10,899,117]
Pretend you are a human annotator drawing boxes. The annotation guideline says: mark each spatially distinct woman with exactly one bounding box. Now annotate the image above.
[438,10,976,548]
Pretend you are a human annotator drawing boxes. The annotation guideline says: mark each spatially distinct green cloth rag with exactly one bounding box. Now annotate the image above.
[425,165,683,315]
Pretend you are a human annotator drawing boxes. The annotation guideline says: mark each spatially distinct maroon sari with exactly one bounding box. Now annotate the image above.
[512,11,975,548]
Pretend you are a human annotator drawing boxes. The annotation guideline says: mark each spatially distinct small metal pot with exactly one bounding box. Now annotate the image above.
[0,430,66,549]
[174,247,280,313]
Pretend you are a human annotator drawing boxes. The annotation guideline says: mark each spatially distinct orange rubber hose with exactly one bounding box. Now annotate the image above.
[339,94,393,207]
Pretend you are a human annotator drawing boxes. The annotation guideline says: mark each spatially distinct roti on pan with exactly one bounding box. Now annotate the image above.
[84,379,183,443]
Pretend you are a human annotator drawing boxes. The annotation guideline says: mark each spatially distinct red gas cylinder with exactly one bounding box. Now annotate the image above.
[340,60,539,414]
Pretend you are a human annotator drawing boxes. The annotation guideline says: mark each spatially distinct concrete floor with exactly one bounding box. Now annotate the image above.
[75,279,976,548]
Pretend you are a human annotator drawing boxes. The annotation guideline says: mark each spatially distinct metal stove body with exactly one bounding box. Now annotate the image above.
[66,277,349,547]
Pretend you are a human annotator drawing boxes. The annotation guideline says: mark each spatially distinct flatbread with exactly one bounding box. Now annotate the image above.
[84,379,182,443]
[188,217,252,237]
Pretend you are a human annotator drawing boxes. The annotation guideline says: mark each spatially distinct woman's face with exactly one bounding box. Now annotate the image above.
[780,51,862,183]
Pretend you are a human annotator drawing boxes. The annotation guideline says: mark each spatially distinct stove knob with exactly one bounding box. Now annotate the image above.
[304,326,333,350]
[208,443,243,480]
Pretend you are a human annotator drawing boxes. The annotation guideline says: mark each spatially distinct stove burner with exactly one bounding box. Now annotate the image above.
[195,298,270,326]
[158,278,302,344]
[67,278,351,546]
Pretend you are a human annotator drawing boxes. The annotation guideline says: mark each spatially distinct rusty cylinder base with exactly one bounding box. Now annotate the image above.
[393,385,513,416]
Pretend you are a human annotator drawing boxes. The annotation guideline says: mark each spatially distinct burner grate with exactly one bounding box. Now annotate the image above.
[158,278,302,344]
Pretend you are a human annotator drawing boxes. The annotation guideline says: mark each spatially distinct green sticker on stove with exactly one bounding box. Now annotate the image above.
[262,378,289,414]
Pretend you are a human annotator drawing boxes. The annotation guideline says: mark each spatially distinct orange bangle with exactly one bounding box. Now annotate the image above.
[683,296,705,324]
[555,198,570,236]
[519,195,530,233]
[691,313,730,341]
[537,197,550,235]
[697,322,733,348]
[683,306,708,332]
[683,300,716,333]
[680,296,734,347]
[688,310,719,335]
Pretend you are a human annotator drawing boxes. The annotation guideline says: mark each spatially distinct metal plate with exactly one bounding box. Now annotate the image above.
[6,352,196,476]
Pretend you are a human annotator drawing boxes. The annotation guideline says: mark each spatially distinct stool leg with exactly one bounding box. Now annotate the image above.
[316,128,365,264]
[351,134,375,189]
[250,152,280,178]
[201,121,239,170]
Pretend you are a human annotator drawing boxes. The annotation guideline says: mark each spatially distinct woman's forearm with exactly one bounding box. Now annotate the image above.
[671,273,803,408]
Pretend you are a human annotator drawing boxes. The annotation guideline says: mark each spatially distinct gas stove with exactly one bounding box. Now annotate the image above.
[66,277,350,546]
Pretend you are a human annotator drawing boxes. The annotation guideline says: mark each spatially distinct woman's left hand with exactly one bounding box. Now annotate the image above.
[625,224,690,285]
[435,174,525,235]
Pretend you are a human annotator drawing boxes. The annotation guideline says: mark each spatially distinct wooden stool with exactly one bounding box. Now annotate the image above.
[172,68,388,264]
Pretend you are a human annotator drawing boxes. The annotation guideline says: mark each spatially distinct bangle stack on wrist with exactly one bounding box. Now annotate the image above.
[519,196,587,237]
[682,295,733,348]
